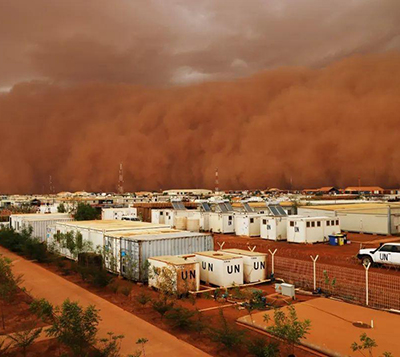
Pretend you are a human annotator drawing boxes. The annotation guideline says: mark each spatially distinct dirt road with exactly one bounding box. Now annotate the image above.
[0,247,209,357]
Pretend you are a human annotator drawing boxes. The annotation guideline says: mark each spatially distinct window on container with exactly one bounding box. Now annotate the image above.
[288,209,292,215]
[250,218,254,223]
[311,221,315,227]
[327,221,330,226]
[290,221,294,227]
[331,220,335,226]
[317,221,321,227]
[229,216,232,220]
[160,211,163,215]
[263,219,267,225]
[306,222,310,228]
[336,220,339,225]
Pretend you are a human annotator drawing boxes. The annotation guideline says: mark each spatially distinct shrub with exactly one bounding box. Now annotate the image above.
[46,299,100,357]
[7,326,42,357]
[135,292,152,306]
[95,332,125,357]
[120,285,132,297]
[152,299,174,320]
[165,306,195,330]
[29,298,54,322]
[247,338,280,357]
[210,310,244,350]
[74,203,100,221]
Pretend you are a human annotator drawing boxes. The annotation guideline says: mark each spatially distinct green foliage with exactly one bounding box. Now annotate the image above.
[165,306,196,330]
[29,298,54,322]
[264,305,311,353]
[135,292,152,306]
[74,203,99,221]
[57,203,67,213]
[46,299,100,357]
[120,285,132,297]
[54,231,93,259]
[152,299,174,320]
[95,332,125,357]
[351,333,392,357]
[323,270,337,296]
[136,337,148,357]
[7,326,42,357]
[210,310,244,350]
[247,338,280,357]
[0,254,23,329]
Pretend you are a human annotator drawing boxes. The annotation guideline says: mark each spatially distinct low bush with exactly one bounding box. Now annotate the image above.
[247,338,280,357]
[135,292,152,306]
[210,310,244,350]
[152,299,174,320]
[165,306,196,330]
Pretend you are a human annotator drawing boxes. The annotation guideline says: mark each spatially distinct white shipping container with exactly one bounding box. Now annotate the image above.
[195,251,243,287]
[10,213,73,242]
[260,216,287,241]
[220,248,267,283]
[47,220,171,260]
[148,255,200,293]
[103,230,214,281]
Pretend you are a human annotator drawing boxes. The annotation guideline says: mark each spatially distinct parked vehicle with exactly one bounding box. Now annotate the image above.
[357,243,400,266]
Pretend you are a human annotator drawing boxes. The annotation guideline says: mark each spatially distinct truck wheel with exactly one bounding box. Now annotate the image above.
[362,256,373,266]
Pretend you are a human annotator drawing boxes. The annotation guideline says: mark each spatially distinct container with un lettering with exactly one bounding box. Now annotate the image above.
[148,255,200,294]
[195,251,244,287]
[220,248,267,283]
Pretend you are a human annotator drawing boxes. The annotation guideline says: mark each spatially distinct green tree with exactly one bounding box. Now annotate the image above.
[57,203,67,213]
[0,255,23,329]
[7,327,42,357]
[136,338,148,357]
[54,231,93,258]
[351,333,392,357]
[74,203,99,221]
[45,299,100,357]
[95,332,125,357]
[264,305,311,355]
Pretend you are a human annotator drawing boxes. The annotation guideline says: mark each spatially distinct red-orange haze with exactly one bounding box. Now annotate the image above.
[0,53,400,193]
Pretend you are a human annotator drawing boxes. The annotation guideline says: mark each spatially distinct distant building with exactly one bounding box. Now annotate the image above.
[344,186,384,195]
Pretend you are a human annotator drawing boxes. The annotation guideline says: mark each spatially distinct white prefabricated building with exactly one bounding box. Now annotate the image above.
[298,204,400,235]
[220,248,267,283]
[104,230,213,281]
[195,251,243,287]
[148,255,200,293]
[234,214,263,237]
[10,213,73,242]
[260,216,287,241]
[101,207,137,220]
[287,216,340,243]
[208,213,235,233]
[47,220,171,260]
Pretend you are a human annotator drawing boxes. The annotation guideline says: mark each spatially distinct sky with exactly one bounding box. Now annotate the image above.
[0,0,399,193]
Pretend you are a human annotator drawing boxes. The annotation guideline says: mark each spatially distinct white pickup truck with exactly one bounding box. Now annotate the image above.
[357,243,400,266]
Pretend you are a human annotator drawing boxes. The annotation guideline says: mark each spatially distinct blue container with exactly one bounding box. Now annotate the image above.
[329,235,338,246]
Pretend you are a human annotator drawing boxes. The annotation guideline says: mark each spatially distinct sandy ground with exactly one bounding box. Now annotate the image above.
[0,246,209,357]
[214,232,400,273]
[238,297,400,356]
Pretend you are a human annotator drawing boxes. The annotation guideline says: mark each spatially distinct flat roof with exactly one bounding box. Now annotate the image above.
[300,203,400,215]
[288,216,335,221]
[148,255,198,265]
[57,220,170,231]
[11,213,71,219]
[220,248,267,257]
[195,251,242,260]
[106,230,211,242]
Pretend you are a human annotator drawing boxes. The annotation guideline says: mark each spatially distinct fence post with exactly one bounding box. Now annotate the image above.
[364,262,371,306]
[268,249,277,277]
[310,255,319,292]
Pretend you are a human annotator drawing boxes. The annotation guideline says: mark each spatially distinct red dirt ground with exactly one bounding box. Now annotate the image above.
[0,289,48,336]
[214,233,400,273]
[38,258,319,357]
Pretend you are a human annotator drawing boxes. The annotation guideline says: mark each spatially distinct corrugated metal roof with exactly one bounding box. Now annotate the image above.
[58,220,170,231]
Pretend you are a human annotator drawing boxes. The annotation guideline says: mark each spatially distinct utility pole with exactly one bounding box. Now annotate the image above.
[117,163,124,194]
[215,167,219,194]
